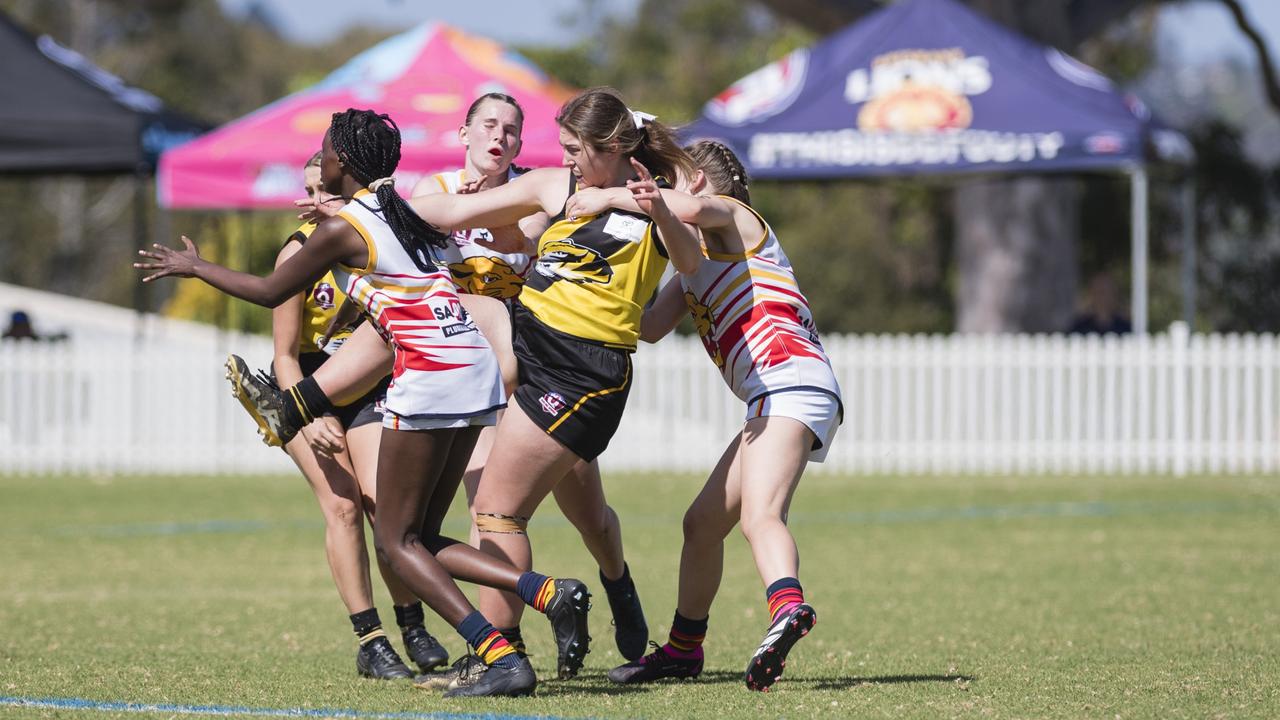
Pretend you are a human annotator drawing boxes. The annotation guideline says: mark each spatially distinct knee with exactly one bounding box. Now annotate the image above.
[373,541,395,570]
[321,496,363,533]
[738,509,782,544]
[571,504,612,539]
[373,524,415,567]
[682,505,726,544]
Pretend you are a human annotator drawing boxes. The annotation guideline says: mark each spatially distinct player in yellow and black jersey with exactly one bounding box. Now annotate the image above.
[520,171,671,350]
[408,87,707,678]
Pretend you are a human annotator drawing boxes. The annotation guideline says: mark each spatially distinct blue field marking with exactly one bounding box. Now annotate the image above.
[0,696,565,720]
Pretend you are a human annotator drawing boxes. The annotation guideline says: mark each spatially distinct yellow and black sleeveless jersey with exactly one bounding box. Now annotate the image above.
[287,222,355,355]
[519,175,670,349]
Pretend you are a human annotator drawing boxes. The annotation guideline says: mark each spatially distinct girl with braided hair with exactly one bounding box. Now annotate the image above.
[565,140,842,692]
[246,151,446,681]
[135,108,592,698]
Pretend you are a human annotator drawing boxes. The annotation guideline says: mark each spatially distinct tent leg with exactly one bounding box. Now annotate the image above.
[1181,178,1197,330]
[1130,167,1149,335]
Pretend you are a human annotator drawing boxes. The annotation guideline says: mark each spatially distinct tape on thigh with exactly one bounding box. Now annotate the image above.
[475,512,529,534]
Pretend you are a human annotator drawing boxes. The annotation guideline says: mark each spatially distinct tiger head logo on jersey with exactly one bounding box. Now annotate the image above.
[534,239,613,285]
[449,256,525,300]
[684,290,724,369]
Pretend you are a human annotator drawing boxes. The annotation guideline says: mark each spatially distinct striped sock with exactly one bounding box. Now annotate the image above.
[474,630,518,668]
[517,571,556,612]
[498,626,527,657]
[456,611,518,668]
[662,611,707,659]
[766,577,805,623]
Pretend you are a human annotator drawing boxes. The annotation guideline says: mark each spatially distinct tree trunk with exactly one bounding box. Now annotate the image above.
[952,1,1080,332]
[954,176,1080,332]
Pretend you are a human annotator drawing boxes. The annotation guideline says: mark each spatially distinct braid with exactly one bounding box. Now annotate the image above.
[686,140,751,204]
[329,109,448,272]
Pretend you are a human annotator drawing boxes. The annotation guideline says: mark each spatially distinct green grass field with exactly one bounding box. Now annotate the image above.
[1,470,1277,719]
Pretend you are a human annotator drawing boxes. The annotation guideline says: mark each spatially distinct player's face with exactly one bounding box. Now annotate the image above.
[319,131,343,194]
[462,99,522,178]
[303,165,323,200]
[559,127,615,189]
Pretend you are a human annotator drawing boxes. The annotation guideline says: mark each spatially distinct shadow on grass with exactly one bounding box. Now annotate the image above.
[544,671,975,694]
[808,674,976,690]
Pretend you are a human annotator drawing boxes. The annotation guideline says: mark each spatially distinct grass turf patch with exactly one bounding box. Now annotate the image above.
[1,471,1277,719]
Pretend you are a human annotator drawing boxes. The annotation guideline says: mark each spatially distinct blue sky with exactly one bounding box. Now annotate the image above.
[220,0,1278,66]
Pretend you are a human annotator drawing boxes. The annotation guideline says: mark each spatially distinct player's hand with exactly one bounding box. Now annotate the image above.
[294,191,345,222]
[301,416,345,455]
[625,158,666,217]
[457,179,483,195]
[134,236,202,282]
[565,188,614,221]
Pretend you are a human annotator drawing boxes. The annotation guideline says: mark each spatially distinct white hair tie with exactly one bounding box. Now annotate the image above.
[630,109,657,129]
[368,176,395,192]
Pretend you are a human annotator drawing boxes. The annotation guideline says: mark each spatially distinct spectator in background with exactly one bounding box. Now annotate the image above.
[1068,272,1132,335]
[2,310,37,340]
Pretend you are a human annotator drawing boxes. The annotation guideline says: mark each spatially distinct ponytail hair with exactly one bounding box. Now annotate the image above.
[685,140,751,205]
[328,109,448,272]
[555,87,694,185]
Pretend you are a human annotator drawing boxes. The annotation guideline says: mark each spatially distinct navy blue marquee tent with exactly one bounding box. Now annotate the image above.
[686,0,1194,332]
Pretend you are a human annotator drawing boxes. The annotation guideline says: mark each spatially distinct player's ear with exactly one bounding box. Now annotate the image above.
[691,169,708,195]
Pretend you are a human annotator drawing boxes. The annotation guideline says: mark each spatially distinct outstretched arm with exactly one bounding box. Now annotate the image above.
[135,219,365,308]
[411,170,546,255]
[567,185,736,229]
[640,276,687,343]
[408,167,563,231]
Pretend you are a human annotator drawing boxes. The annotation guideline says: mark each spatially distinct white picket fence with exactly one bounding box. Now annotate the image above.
[1,318,1277,477]
[616,324,1280,476]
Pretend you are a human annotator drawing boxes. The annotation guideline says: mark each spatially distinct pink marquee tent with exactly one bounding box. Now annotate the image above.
[158,23,575,209]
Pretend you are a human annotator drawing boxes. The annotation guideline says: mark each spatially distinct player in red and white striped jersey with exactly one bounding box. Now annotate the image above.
[567,140,841,692]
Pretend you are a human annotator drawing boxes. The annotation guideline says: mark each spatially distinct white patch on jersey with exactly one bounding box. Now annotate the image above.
[602,213,648,244]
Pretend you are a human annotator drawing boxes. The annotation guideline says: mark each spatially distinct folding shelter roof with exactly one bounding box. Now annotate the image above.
[0,11,207,174]
[158,23,576,209]
[685,0,1190,179]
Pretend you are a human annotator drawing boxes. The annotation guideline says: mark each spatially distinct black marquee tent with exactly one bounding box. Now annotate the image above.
[0,10,207,315]
[0,11,205,174]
